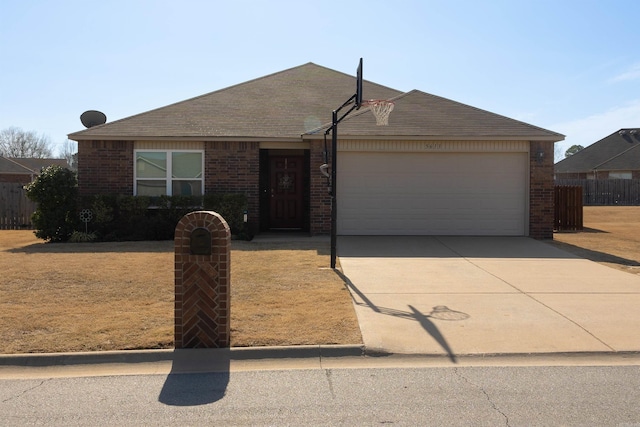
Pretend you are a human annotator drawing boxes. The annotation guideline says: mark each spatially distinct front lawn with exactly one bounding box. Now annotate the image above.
[0,231,361,354]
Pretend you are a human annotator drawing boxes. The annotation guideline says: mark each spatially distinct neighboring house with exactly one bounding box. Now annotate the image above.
[0,157,69,184]
[68,62,564,239]
[555,129,640,179]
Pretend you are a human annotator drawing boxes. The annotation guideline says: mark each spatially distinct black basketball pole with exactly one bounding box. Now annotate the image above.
[328,96,358,268]
[327,58,362,269]
[330,110,338,268]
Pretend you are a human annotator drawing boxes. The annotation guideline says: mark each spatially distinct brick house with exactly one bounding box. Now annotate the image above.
[0,157,69,184]
[68,62,563,239]
[555,128,640,179]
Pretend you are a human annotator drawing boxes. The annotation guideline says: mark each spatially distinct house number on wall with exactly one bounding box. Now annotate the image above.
[423,143,443,150]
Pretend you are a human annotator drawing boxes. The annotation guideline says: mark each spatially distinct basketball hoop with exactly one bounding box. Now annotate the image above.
[363,99,394,126]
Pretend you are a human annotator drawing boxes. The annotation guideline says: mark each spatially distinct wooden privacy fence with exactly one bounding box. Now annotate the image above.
[0,182,36,229]
[555,179,640,205]
[554,185,583,231]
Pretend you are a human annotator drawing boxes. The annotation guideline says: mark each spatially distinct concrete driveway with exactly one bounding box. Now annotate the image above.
[338,236,640,360]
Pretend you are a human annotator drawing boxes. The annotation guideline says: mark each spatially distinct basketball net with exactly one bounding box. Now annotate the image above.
[364,100,394,126]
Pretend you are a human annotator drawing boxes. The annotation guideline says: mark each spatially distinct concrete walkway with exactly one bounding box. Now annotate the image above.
[338,236,640,359]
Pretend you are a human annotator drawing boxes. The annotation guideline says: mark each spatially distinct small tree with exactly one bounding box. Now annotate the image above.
[25,165,79,242]
[565,144,584,158]
[0,126,53,158]
[59,139,78,169]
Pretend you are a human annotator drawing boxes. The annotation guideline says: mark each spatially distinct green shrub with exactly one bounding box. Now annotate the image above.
[25,165,79,242]
[203,193,248,237]
[90,194,115,237]
[73,193,249,241]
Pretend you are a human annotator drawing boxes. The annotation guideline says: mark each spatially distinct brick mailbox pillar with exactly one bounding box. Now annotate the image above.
[174,211,231,348]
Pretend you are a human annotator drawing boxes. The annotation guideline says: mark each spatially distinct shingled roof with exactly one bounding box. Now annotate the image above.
[0,157,68,175]
[69,62,563,142]
[555,129,640,173]
[308,90,563,140]
[69,63,400,141]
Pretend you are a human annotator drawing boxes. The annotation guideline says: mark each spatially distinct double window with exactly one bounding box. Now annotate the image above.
[135,150,203,196]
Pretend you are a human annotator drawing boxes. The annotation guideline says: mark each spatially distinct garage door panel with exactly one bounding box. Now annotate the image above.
[338,152,527,236]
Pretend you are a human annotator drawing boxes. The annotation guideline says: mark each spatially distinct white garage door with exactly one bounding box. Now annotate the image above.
[337,151,527,235]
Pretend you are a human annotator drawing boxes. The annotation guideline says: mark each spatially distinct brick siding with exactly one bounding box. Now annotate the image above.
[529,141,555,239]
[309,140,331,235]
[77,140,134,195]
[204,141,260,234]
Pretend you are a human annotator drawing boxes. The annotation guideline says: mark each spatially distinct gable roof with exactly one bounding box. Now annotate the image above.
[0,157,68,175]
[306,90,564,140]
[555,129,640,173]
[69,63,401,141]
[69,62,563,143]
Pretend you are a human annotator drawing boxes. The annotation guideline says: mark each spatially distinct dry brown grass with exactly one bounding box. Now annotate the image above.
[551,206,640,276]
[6,206,635,354]
[0,231,361,354]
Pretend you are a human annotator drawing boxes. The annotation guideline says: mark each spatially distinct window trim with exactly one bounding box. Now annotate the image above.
[134,149,205,196]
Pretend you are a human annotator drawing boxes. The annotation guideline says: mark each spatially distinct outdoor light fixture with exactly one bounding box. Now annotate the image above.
[243,210,248,223]
[537,150,544,163]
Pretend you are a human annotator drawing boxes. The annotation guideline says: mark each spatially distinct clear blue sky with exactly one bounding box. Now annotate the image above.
[2,0,639,161]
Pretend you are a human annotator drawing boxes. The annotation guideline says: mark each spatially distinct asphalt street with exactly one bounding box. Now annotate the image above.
[2,364,640,426]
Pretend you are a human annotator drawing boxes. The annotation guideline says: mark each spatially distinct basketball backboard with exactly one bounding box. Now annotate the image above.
[355,58,363,109]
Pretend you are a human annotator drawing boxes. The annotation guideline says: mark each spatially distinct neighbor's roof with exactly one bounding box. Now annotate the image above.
[0,157,68,175]
[69,62,563,142]
[555,129,640,173]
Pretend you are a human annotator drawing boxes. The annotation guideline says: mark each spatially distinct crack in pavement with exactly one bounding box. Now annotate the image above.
[454,368,510,427]
[324,369,336,400]
[2,379,50,404]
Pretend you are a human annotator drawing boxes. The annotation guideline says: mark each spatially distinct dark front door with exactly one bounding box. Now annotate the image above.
[269,156,304,229]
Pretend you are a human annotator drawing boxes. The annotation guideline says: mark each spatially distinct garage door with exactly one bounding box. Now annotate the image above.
[337,151,527,235]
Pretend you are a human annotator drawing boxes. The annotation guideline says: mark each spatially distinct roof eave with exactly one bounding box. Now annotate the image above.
[70,132,563,143]
[69,135,305,143]
[302,133,564,142]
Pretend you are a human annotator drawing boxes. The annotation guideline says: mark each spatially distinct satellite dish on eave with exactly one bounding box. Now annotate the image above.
[80,110,107,128]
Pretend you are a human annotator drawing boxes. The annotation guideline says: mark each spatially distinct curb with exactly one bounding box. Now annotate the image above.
[362,349,640,360]
[0,345,365,368]
[2,347,638,371]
